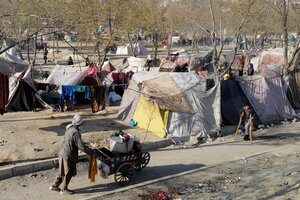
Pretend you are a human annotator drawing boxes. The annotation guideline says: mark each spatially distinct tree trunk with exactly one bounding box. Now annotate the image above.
[127,32,136,57]
[283,1,289,73]
[27,41,31,64]
[52,39,56,64]
[56,33,59,54]
[244,35,250,67]
[96,41,101,69]
[154,31,159,67]
[32,34,38,66]
[167,32,173,56]
[253,28,259,49]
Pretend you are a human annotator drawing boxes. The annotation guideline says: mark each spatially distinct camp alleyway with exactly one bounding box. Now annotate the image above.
[1,121,300,200]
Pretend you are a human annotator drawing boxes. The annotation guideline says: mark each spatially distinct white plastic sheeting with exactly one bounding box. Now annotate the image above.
[46,65,89,86]
[0,40,29,76]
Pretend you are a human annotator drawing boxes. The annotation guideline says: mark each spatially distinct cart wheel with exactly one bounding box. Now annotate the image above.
[114,163,134,184]
[140,152,150,168]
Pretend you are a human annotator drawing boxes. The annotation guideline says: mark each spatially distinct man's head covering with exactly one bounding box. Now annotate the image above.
[66,114,84,129]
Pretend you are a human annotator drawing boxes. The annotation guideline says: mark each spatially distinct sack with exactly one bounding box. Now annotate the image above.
[97,160,110,179]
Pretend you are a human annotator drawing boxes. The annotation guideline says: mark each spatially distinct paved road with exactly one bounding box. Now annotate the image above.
[1,122,300,200]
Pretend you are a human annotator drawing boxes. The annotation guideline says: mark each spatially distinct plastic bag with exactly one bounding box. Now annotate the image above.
[97,160,110,179]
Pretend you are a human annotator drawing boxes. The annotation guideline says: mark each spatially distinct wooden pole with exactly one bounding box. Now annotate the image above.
[235,115,243,139]
[249,114,253,144]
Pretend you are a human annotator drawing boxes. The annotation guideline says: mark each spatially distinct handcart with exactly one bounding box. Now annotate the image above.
[96,141,150,184]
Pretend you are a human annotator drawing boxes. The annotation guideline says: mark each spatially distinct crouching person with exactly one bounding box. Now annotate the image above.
[49,114,96,195]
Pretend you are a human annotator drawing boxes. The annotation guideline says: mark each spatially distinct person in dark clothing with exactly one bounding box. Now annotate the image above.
[43,48,48,64]
[175,63,189,72]
[42,71,49,80]
[67,56,74,65]
[85,57,90,66]
[248,63,254,76]
[240,103,255,141]
[49,114,97,195]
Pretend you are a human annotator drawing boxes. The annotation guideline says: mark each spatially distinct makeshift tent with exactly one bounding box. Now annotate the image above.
[134,43,148,55]
[238,75,296,123]
[258,48,285,71]
[189,50,213,70]
[101,61,115,72]
[116,43,148,56]
[99,61,116,82]
[2,37,35,51]
[6,67,52,112]
[124,57,147,73]
[46,65,100,87]
[116,46,132,55]
[158,59,176,72]
[118,71,220,139]
[0,40,29,76]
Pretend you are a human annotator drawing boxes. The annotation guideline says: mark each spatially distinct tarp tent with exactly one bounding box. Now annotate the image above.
[124,57,147,73]
[116,46,132,55]
[0,40,29,76]
[118,71,220,140]
[2,37,35,51]
[258,48,285,71]
[238,75,296,123]
[46,65,100,87]
[116,43,148,56]
[6,67,52,112]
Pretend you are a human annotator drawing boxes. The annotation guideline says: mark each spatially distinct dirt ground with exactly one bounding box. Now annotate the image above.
[0,106,161,164]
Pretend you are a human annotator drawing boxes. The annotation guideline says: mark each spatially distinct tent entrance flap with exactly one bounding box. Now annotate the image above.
[132,97,169,138]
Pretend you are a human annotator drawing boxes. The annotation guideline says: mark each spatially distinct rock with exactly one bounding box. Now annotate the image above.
[34,148,44,152]
[258,125,264,129]
[281,171,292,176]
[0,140,7,146]
[224,186,228,190]
[8,130,14,134]
[51,141,57,145]
[198,184,208,187]
[279,182,289,186]
[20,184,28,187]
[28,173,37,177]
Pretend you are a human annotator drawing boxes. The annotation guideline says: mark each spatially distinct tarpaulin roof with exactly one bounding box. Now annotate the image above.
[141,74,192,113]
[0,40,29,76]
[46,65,100,86]
[238,75,296,123]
